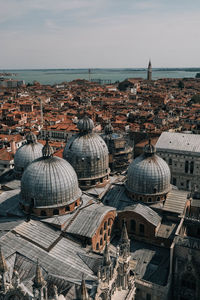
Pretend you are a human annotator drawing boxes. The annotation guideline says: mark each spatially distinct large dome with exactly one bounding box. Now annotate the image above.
[126,140,171,202]
[14,132,43,178]
[20,139,82,217]
[63,116,109,189]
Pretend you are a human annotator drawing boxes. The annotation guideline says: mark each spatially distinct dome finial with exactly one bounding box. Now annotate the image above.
[26,131,37,144]
[42,134,54,158]
[144,137,156,156]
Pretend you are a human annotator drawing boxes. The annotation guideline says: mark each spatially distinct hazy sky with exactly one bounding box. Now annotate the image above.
[1,0,200,69]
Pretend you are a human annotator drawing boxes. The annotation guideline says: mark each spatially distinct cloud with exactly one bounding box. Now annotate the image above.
[0,0,200,68]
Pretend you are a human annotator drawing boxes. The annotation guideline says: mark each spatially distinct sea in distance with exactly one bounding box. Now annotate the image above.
[1,68,200,85]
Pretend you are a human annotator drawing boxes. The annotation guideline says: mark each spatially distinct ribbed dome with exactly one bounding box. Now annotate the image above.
[21,155,81,208]
[126,145,171,195]
[14,133,43,177]
[63,116,109,187]
[77,116,94,133]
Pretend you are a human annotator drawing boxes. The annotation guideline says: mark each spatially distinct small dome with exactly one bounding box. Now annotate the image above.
[77,116,94,133]
[21,140,81,211]
[63,116,109,189]
[104,122,114,135]
[126,141,171,196]
[26,131,37,144]
[14,132,43,177]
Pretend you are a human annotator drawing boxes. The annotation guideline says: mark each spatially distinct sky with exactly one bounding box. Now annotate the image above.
[1,0,200,69]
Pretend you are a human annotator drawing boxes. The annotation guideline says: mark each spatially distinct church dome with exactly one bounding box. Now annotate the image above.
[126,140,171,201]
[20,139,82,216]
[14,132,43,178]
[77,116,94,133]
[63,116,109,189]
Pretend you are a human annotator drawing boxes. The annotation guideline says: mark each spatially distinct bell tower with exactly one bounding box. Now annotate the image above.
[147,60,152,81]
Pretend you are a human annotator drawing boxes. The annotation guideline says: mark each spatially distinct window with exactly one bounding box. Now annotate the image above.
[139,224,145,234]
[148,197,152,202]
[108,218,112,226]
[157,197,160,202]
[131,220,136,231]
[169,158,172,165]
[172,177,177,185]
[190,161,194,174]
[65,206,70,211]
[100,238,103,246]
[104,233,107,241]
[96,243,99,250]
[146,294,151,300]
[104,221,107,230]
[186,180,190,190]
[185,161,189,173]
[100,228,103,235]
[53,209,59,215]
[40,210,47,216]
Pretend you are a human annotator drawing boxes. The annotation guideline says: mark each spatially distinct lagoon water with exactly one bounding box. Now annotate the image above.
[0,68,199,85]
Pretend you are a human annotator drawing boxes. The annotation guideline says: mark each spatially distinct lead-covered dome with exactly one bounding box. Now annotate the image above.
[63,116,109,189]
[14,132,43,178]
[126,140,171,202]
[20,139,82,217]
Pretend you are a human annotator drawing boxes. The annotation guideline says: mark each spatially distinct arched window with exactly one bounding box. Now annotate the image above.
[131,220,136,231]
[185,161,189,173]
[100,238,103,246]
[169,158,172,165]
[139,224,145,234]
[108,218,112,226]
[153,188,157,193]
[148,197,152,202]
[157,197,160,201]
[65,206,70,211]
[53,209,59,215]
[190,161,194,174]
[139,196,143,201]
[100,228,103,235]
[40,210,47,216]
[104,233,107,241]
[104,221,107,230]
[96,243,99,250]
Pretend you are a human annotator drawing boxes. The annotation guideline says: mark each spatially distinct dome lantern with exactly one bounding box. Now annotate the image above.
[77,115,94,134]
[42,137,54,158]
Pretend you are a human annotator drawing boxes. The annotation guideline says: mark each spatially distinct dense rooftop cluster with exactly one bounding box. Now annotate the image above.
[0,77,200,174]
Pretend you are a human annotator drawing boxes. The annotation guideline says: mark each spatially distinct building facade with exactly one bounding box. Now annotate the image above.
[156,132,200,193]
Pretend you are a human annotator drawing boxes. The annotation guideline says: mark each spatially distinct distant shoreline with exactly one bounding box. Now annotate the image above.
[1,68,200,72]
